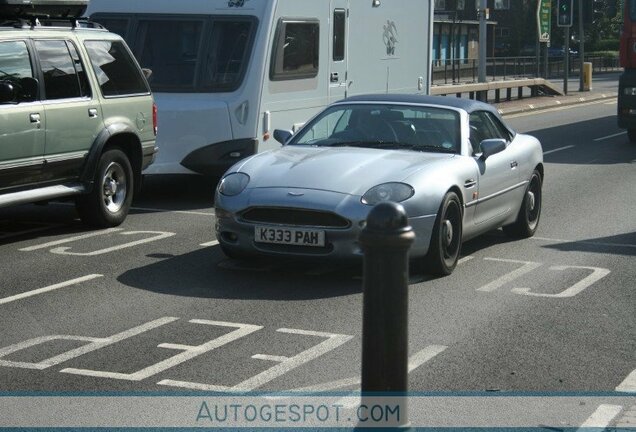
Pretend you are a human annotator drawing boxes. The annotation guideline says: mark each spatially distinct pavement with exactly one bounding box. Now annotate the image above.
[439,71,620,116]
[430,71,622,115]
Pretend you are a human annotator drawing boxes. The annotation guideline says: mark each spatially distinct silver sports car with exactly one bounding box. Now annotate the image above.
[214,94,543,275]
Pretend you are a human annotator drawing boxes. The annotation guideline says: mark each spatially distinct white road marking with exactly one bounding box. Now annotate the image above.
[61,320,262,381]
[0,317,178,370]
[576,404,623,431]
[285,377,362,393]
[200,240,219,247]
[407,345,448,371]
[604,101,617,105]
[252,354,290,362]
[504,99,612,118]
[543,145,575,155]
[158,328,353,392]
[129,205,215,217]
[334,346,448,409]
[19,228,123,251]
[275,345,448,396]
[477,258,542,292]
[531,236,636,250]
[616,369,636,392]
[0,222,62,240]
[512,265,610,298]
[49,231,175,256]
[594,131,627,141]
[48,201,214,217]
[458,256,474,265]
[0,274,102,306]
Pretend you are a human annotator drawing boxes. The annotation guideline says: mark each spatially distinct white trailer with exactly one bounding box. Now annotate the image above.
[86,0,433,176]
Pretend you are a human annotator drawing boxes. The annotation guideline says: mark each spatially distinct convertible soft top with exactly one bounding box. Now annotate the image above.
[341,94,501,116]
[340,93,512,135]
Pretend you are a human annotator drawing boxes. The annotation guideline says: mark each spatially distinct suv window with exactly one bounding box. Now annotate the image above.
[83,40,149,97]
[35,40,89,100]
[0,40,35,103]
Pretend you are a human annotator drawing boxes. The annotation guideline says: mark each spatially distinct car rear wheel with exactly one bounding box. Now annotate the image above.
[423,191,462,276]
[503,170,542,238]
[76,148,133,228]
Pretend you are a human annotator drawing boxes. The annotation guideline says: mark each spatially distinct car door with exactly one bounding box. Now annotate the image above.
[0,40,46,191]
[34,39,103,183]
[329,0,349,103]
[470,110,520,226]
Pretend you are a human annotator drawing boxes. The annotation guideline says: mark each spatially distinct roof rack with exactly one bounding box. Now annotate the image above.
[0,0,88,20]
[0,16,103,30]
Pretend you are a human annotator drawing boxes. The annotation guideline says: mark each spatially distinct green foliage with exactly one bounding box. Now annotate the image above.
[585,50,619,58]
[588,39,619,51]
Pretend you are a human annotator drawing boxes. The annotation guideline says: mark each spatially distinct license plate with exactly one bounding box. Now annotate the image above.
[254,226,325,247]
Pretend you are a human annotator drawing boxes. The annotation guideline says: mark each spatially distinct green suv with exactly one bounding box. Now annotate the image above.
[0,3,156,227]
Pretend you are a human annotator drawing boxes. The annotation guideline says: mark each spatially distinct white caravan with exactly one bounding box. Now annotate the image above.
[86,0,433,176]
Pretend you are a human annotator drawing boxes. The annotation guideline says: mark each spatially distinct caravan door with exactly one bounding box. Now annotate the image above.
[329,0,349,103]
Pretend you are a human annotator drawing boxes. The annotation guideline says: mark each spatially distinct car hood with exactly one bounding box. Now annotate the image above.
[235,145,454,196]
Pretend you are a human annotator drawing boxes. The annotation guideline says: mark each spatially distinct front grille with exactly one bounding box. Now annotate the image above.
[241,207,350,228]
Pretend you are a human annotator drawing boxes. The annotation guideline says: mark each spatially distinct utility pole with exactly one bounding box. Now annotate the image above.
[578,0,586,91]
[477,0,488,101]
[478,0,487,84]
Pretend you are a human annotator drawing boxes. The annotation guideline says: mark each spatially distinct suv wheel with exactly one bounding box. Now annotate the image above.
[76,148,133,227]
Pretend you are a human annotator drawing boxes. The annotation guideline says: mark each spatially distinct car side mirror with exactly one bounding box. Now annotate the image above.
[273,129,293,145]
[18,77,38,102]
[142,68,153,80]
[479,138,507,160]
[0,81,16,104]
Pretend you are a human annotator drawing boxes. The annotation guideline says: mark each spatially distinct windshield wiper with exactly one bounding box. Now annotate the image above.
[321,141,369,147]
[411,144,457,154]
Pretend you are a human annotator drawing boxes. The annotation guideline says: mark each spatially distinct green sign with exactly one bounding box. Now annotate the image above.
[537,0,552,42]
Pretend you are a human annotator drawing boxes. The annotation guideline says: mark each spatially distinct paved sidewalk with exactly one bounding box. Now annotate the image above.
[492,72,619,116]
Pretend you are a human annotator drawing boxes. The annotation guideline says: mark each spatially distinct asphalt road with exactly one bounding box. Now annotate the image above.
[0,98,634,425]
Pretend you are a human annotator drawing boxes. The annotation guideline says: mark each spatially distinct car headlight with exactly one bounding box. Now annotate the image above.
[218,172,250,196]
[361,182,414,205]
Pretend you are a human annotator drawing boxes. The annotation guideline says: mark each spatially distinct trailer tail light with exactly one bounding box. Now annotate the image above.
[152,102,158,136]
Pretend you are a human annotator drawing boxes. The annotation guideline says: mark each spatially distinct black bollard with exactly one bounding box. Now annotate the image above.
[358,202,415,428]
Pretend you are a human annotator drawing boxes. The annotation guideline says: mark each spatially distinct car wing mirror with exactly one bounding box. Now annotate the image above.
[479,138,507,160]
[0,81,16,104]
[142,68,153,80]
[18,77,38,102]
[273,129,293,145]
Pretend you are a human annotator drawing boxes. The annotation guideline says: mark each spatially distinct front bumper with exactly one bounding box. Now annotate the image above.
[215,188,436,260]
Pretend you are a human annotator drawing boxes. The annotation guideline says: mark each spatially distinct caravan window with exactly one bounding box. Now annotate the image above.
[134,19,205,90]
[90,14,257,93]
[333,9,345,61]
[270,19,319,81]
[201,20,254,91]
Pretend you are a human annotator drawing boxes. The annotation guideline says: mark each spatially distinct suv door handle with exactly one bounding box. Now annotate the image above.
[330,72,339,83]
[510,161,518,169]
[29,113,41,123]
[88,108,98,118]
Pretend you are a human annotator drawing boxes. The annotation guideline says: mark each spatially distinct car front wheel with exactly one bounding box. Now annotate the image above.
[423,191,463,276]
[503,169,542,238]
[76,148,133,228]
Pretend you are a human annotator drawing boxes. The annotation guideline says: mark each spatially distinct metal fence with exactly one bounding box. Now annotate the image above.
[432,55,621,85]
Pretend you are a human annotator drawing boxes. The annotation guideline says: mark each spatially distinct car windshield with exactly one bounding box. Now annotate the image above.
[290,103,461,153]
